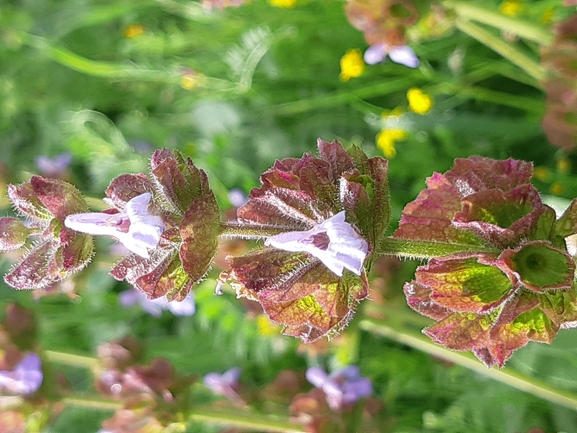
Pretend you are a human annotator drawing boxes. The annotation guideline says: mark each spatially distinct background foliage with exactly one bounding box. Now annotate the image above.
[1,0,577,432]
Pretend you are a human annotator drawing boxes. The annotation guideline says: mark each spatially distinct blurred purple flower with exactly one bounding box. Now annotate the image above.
[228,188,247,208]
[364,43,419,68]
[0,353,43,395]
[119,289,195,317]
[65,192,165,258]
[306,365,372,411]
[35,153,72,177]
[203,367,242,403]
[265,211,368,277]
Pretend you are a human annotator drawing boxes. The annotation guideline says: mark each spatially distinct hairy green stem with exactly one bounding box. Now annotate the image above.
[219,221,296,239]
[359,317,577,412]
[446,1,553,45]
[377,237,501,260]
[454,19,547,83]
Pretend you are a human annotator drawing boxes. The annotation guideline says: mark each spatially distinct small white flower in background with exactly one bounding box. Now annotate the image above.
[203,367,243,404]
[35,152,72,177]
[0,353,43,395]
[265,211,368,277]
[306,365,372,411]
[119,289,195,317]
[364,43,419,68]
[65,193,165,258]
[228,188,248,208]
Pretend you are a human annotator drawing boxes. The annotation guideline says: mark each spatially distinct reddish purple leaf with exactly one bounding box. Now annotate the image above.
[179,190,221,283]
[4,239,59,290]
[317,139,355,182]
[105,173,154,209]
[30,176,88,221]
[7,183,52,221]
[444,157,533,194]
[403,281,452,320]
[150,149,206,215]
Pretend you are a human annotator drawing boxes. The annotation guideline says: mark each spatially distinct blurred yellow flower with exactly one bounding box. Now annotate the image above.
[557,157,570,173]
[268,0,296,7]
[340,49,365,81]
[499,0,523,17]
[256,314,281,336]
[376,128,408,158]
[407,88,433,115]
[533,166,550,181]
[550,182,564,196]
[180,76,196,90]
[541,7,554,24]
[123,24,145,39]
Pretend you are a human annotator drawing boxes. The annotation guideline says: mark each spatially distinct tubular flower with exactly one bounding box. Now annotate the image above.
[65,149,221,302]
[65,193,164,259]
[395,156,577,367]
[226,139,391,342]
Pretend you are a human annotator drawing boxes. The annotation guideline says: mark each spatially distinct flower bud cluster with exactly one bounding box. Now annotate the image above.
[395,156,577,367]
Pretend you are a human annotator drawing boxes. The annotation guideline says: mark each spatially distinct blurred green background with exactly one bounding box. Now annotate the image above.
[1,0,577,432]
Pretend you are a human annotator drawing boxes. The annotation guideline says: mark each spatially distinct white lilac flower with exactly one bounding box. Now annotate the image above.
[364,43,419,68]
[264,211,368,277]
[0,353,43,395]
[306,365,372,411]
[65,192,164,258]
[119,289,195,317]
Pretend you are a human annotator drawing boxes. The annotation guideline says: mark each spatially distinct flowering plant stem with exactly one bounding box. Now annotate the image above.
[377,237,500,260]
[359,315,577,412]
[62,394,305,432]
[44,350,305,431]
